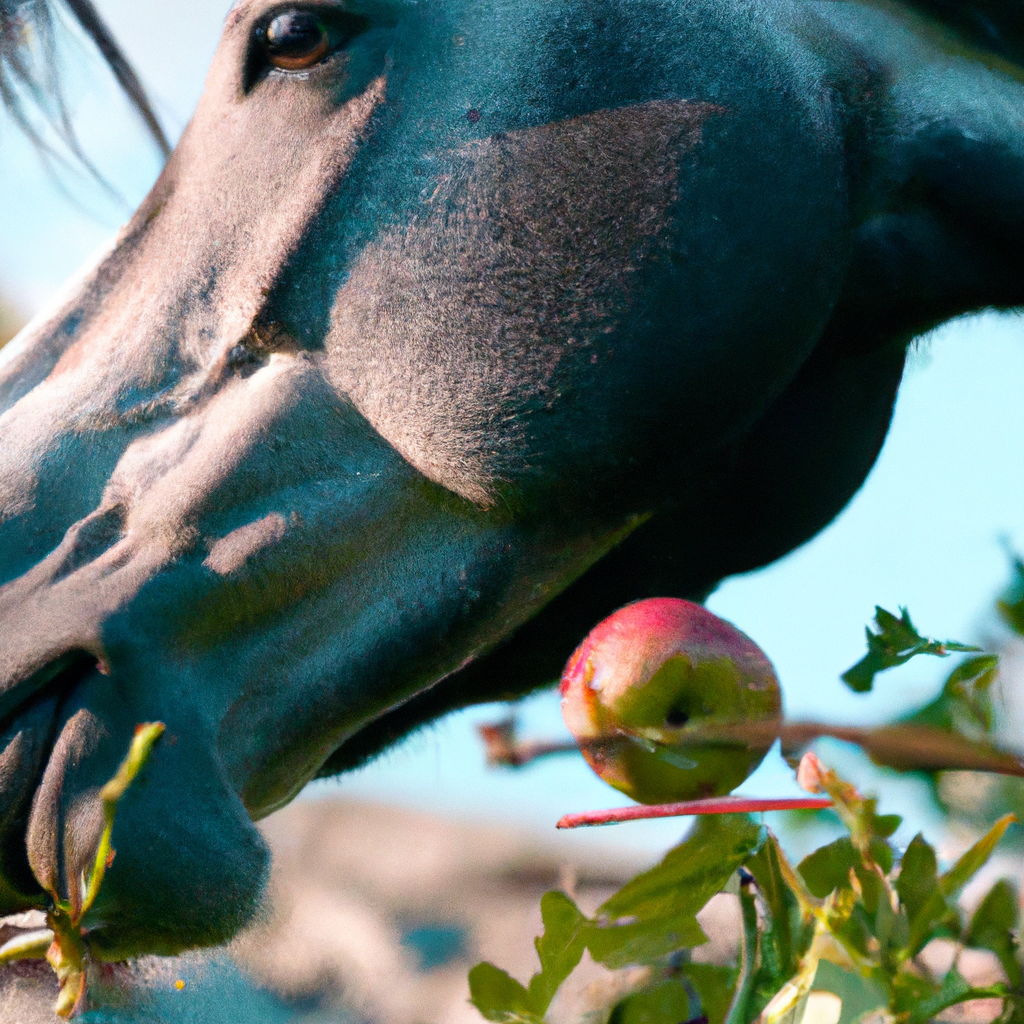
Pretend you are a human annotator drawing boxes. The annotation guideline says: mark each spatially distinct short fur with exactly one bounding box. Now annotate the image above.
[0,0,1022,958]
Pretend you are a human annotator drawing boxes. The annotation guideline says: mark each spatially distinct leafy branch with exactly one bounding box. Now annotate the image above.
[470,814,764,1022]
[470,755,1022,1024]
[841,606,980,693]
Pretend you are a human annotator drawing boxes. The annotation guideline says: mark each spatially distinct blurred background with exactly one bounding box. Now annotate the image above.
[1,3,1024,1020]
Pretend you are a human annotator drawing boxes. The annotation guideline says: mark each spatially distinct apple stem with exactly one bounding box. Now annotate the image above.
[556,795,833,828]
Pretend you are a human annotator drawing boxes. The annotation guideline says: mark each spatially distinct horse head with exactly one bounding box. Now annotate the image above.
[1,0,1022,957]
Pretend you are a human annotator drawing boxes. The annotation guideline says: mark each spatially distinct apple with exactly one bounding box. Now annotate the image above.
[560,598,782,804]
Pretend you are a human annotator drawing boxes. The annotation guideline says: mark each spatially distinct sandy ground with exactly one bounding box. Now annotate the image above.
[235,796,652,1024]
[0,796,1014,1023]
[0,797,653,1023]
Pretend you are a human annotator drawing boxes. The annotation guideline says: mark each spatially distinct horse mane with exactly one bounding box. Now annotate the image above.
[0,0,168,159]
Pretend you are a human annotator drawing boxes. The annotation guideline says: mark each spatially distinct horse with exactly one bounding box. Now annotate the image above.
[1,0,1023,962]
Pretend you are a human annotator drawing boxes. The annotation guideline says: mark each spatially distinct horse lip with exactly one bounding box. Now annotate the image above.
[0,654,98,908]
[0,652,98,738]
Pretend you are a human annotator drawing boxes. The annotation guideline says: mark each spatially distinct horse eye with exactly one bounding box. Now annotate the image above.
[264,11,331,70]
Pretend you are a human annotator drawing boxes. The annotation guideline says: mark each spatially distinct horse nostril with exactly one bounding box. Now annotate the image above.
[227,320,296,375]
[0,650,98,738]
[249,319,293,351]
[226,344,261,372]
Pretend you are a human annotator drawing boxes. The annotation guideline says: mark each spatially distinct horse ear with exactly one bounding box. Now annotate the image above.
[0,0,169,161]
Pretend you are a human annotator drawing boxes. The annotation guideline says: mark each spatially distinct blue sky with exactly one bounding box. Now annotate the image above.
[1,1,1022,857]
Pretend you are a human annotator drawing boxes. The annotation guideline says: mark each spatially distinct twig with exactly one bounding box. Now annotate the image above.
[44,722,165,1018]
[556,795,833,829]
[478,714,1024,779]
[477,719,578,767]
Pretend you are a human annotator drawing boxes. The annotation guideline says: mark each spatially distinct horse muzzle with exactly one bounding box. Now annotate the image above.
[0,345,509,956]
[0,658,271,959]
[0,327,619,956]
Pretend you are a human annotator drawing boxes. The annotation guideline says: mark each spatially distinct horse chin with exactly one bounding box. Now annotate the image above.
[0,659,270,959]
[0,691,61,914]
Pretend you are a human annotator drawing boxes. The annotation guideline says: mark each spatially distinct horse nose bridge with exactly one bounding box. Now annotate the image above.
[97,353,376,559]
[0,380,155,592]
[0,353,393,690]
[89,71,393,362]
[0,313,289,588]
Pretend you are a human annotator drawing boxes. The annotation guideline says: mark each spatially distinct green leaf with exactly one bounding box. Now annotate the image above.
[895,834,938,919]
[854,864,887,919]
[587,816,764,969]
[998,556,1024,638]
[895,833,952,954]
[798,839,858,900]
[891,970,941,1016]
[682,963,737,1024]
[598,816,765,921]
[795,834,892,898]
[585,914,708,971]
[608,979,690,1024]
[811,960,886,1024]
[872,814,902,840]
[471,890,587,1019]
[900,968,1006,1024]
[903,655,1000,735]
[965,878,1021,989]
[939,813,1016,899]
[870,838,895,874]
[0,928,54,964]
[841,607,979,693]
[725,872,760,1024]
[526,891,587,1013]
[748,835,811,985]
[468,962,542,1024]
[747,836,799,939]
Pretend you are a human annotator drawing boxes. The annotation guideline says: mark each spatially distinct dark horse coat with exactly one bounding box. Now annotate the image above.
[0,0,1022,957]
